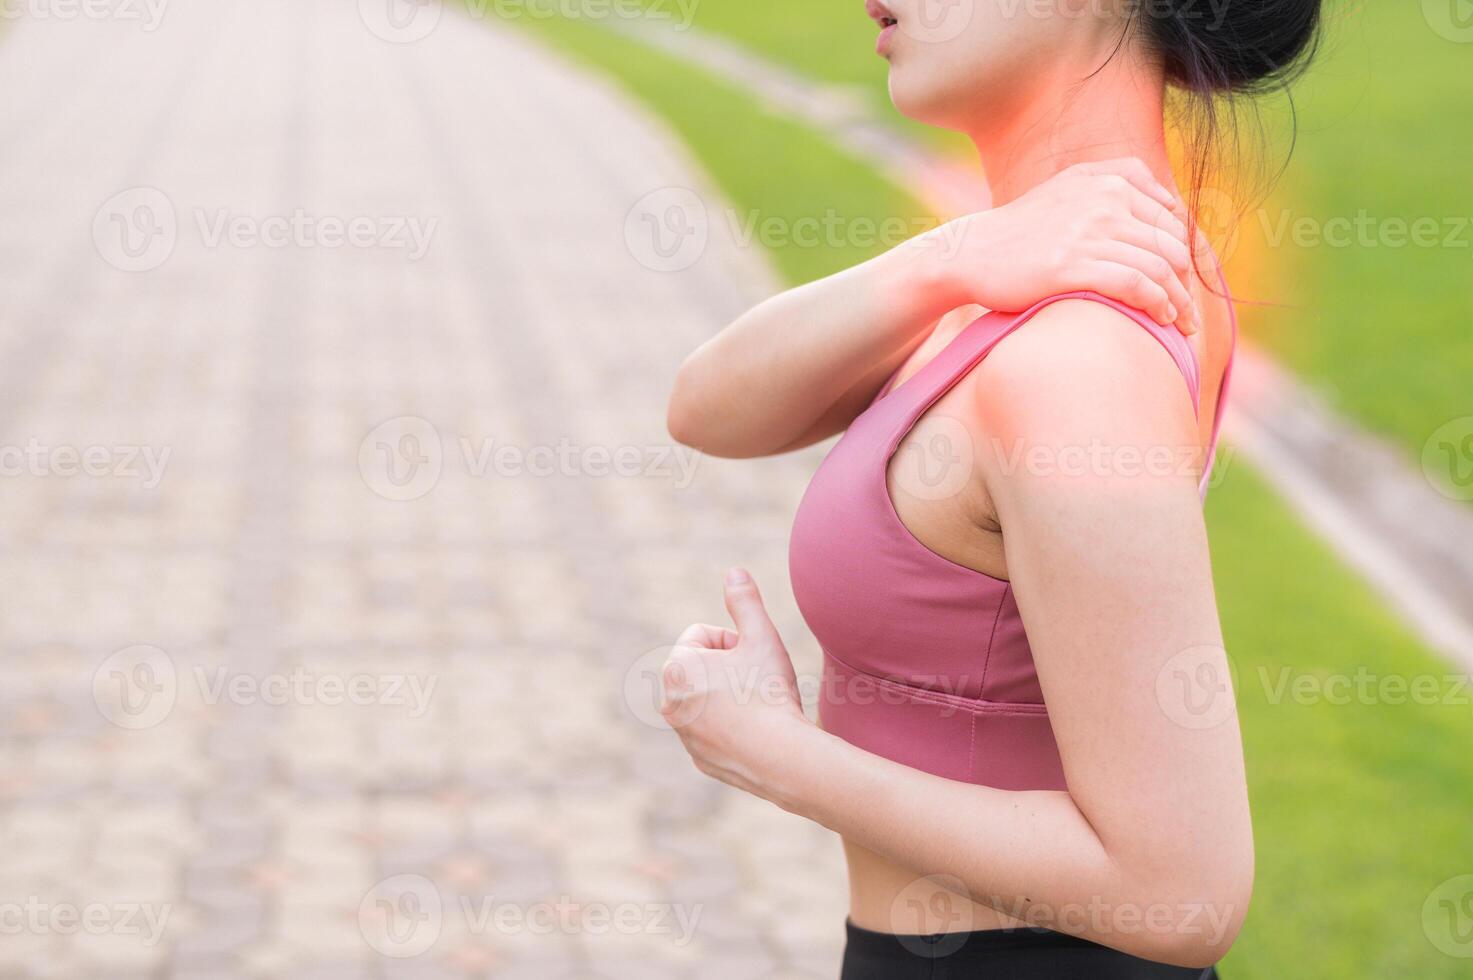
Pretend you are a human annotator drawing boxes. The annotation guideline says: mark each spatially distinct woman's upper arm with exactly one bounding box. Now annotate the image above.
[775,305,981,454]
[769,344,915,453]
[969,300,1253,904]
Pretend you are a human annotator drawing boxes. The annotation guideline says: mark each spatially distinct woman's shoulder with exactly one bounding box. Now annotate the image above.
[961,295,1207,447]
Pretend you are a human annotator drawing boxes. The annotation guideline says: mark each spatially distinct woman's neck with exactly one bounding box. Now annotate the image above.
[969,55,1175,208]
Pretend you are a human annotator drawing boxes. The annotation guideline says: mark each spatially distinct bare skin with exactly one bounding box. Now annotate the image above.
[858,273,1235,938]
[661,0,1253,968]
[666,159,1199,460]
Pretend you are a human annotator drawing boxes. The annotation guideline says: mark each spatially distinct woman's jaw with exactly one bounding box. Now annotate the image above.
[865,0,1177,206]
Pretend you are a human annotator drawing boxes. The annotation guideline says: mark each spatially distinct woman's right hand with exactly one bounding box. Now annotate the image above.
[667,160,1202,458]
[916,158,1201,334]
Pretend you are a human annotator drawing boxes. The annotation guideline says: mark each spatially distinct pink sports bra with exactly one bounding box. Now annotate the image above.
[789,290,1235,791]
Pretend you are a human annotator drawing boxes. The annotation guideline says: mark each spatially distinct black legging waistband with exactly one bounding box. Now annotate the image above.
[841,919,1220,979]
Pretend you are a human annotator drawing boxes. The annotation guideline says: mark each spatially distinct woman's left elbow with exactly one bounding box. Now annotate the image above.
[1141,866,1254,968]
[1146,904,1247,969]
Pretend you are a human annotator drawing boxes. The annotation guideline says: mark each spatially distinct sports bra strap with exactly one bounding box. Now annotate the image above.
[884,290,1226,494]
[895,291,1202,418]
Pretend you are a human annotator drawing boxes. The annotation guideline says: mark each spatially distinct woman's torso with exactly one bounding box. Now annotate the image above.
[790,270,1236,935]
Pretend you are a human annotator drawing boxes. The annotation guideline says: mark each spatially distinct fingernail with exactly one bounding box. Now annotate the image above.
[726,567,751,586]
[1166,305,1178,322]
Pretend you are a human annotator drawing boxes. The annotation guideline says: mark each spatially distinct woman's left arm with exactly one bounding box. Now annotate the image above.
[660,301,1253,969]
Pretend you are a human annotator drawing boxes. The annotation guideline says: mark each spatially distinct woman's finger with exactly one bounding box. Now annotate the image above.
[1093,242,1198,333]
[1108,216,1200,334]
[1068,259,1177,327]
[1123,193,1191,253]
[1070,157,1179,212]
[1110,216,1194,280]
[675,623,739,650]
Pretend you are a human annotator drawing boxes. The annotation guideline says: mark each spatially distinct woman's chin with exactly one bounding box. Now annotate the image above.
[887,73,963,131]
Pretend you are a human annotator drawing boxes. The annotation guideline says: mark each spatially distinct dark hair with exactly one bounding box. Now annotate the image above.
[1130,1,1326,278]
[1145,0,1324,96]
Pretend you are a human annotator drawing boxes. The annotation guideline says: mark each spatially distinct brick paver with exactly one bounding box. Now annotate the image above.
[0,2,846,976]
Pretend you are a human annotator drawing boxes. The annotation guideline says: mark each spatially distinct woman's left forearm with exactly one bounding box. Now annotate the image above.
[761,718,1237,967]
[765,720,1117,917]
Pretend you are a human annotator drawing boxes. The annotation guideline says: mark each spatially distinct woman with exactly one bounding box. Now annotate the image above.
[661,2,1322,976]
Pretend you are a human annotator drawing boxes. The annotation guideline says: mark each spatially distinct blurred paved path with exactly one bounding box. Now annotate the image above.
[0,1,845,976]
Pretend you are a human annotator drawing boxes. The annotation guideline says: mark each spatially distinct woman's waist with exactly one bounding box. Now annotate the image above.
[842,837,1032,937]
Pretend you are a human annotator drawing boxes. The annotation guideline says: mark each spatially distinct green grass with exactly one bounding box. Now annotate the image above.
[492,7,1473,976]
[1208,461,1473,978]
[1238,3,1473,452]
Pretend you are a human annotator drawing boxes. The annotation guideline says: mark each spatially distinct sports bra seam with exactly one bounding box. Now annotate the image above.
[825,648,1048,716]
[978,583,1009,691]
[966,712,976,778]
